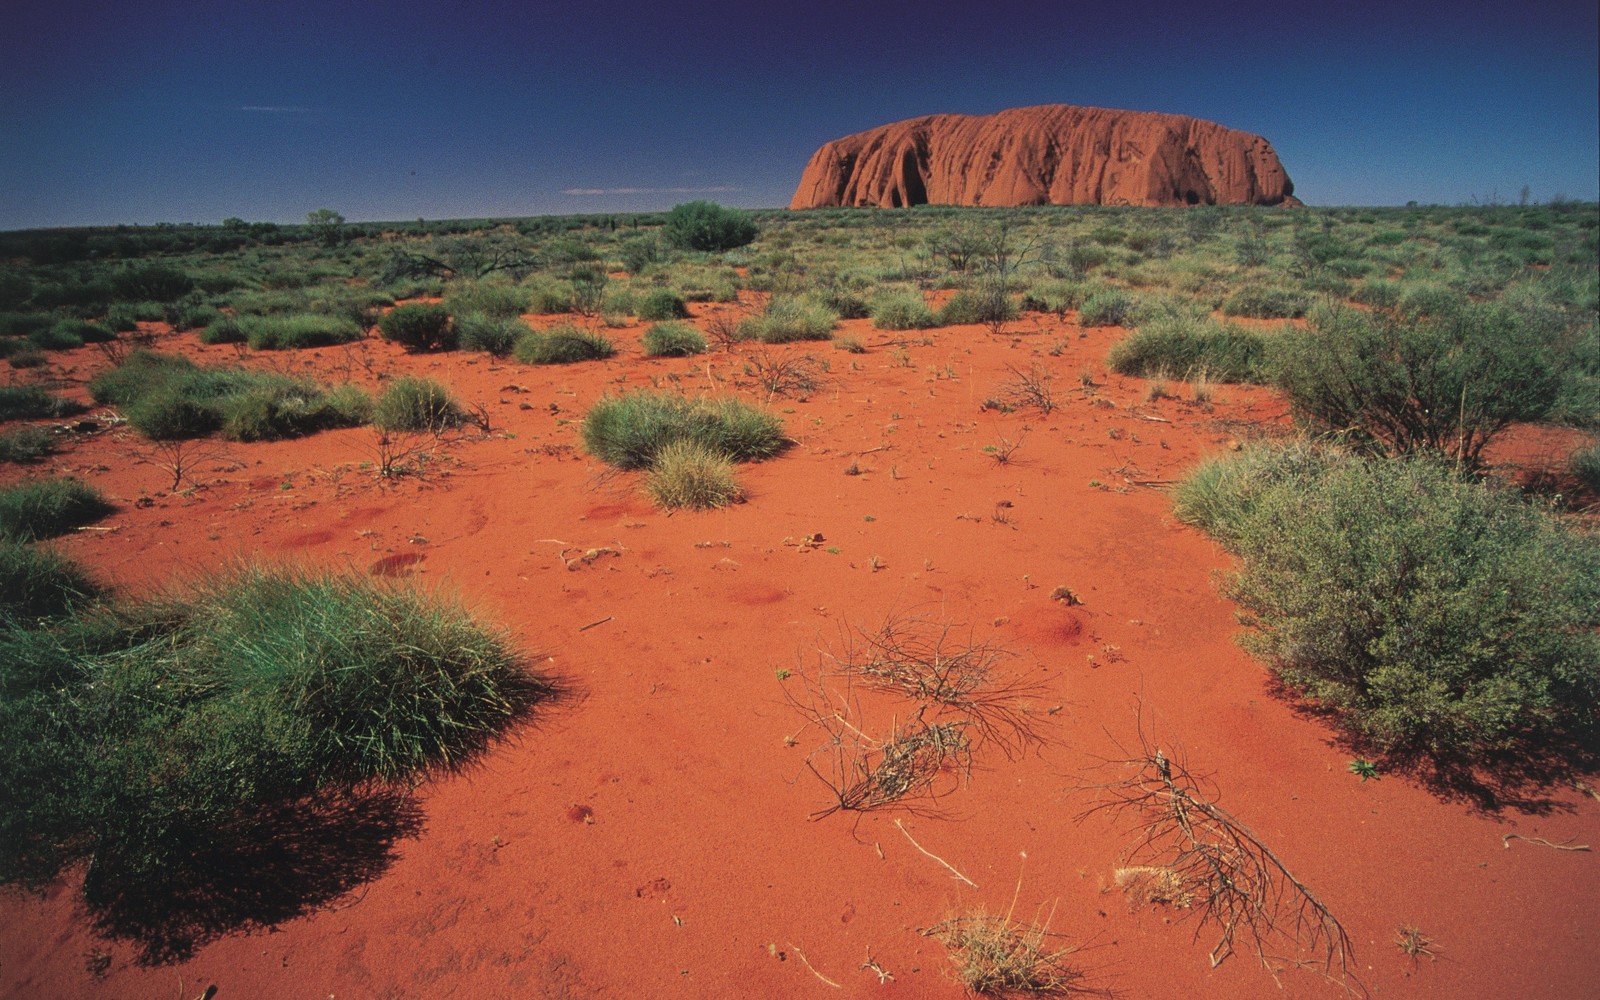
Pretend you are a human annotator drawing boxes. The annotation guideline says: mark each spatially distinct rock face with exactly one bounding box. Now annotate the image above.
[789,104,1298,209]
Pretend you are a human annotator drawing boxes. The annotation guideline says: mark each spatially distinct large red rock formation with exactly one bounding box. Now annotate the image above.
[789,104,1298,209]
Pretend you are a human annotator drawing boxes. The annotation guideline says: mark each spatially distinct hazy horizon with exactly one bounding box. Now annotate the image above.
[4,0,1596,230]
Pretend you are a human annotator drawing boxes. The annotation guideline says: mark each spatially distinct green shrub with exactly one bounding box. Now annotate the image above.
[641,321,707,358]
[870,289,937,330]
[1269,302,1562,466]
[1020,278,1087,315]
[455,313,526,356]
[1398,282,1461,319]
[582,391,785,470]
[240,313,362,350]
[0,312,54,338]
[6,348,47,370]
[0,540,98,620]
[28,322,87,351]
[373,377,461,433]
[111,264,195,302]
[636,288,690,321]
[1221,284,1309,319]
[936,287,1017,329]
[88,350,199,406]
[0,386,82,421]
[523,278,573,314]
[378,303,456,351]
[1177,445,1600,757]
[663,201,758,252]
[0,477,112,541]
[218,382,370,442]
[620,236,660,274]
[198,316,247,345]
[1572,438,1600,494]
[166,302,224,332]
[739,296,836,343]
[513,325,615,365]
[125,387,223,439]
[1078,288,1138,327]
[1107,315,1269,382]
[644,439,744,510]
[443,282,529,320]
[0,426,55,464]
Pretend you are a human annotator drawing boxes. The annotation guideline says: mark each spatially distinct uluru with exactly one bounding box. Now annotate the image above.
[789,104,1298,209]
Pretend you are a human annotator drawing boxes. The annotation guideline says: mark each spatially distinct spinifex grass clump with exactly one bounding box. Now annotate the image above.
[0,426,55,463]
[641,321,707,357]
[237,312,363,350]
[1107,314,1270,383]
[378,302,456,351]
[1176,443,1600,757]
[89,350,368,441]
[0,386,82,422]
[0,477,112,541]
[513,324,615,364]
[373,376,462,433]
[583,390,784,470]
[583,390,784,510]
[739,295,837,343]
[455,313,526,356]
[0,561,553,902]
[0,539,99,619]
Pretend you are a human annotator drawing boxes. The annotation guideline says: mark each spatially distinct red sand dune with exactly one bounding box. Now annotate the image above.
[790,104,1299,209]
[1,303,1595,999]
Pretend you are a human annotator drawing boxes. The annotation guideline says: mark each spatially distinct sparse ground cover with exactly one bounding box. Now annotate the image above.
[0,201,1596,999]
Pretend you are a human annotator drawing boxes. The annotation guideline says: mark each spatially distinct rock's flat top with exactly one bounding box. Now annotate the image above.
[789,104,1297,209]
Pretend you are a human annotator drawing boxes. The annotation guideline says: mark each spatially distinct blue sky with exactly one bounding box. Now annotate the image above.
[2,0,1595,228]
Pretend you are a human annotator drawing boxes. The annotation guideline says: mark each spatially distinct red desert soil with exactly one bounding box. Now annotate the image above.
[2,303,1596,999]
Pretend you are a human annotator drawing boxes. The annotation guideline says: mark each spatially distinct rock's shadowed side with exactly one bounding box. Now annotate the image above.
[789,104,1298,209]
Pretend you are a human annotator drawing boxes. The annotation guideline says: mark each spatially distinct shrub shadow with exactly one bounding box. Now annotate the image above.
[83,783,424,965]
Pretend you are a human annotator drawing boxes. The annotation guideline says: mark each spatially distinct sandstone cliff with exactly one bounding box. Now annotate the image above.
[789,104,1297,209]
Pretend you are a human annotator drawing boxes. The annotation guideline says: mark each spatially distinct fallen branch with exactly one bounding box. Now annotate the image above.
[895,818,978,888]
[786,943,842,989]
[1502,834,1590,852]
[579,616,614,632]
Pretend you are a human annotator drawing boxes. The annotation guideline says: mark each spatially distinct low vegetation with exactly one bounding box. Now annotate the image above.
[373,377,462,433]
[512,324,615,364]
[0,477,112,541]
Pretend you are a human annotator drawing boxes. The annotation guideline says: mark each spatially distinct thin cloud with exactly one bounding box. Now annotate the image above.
[238,105,315,113]
[562,185,742,196]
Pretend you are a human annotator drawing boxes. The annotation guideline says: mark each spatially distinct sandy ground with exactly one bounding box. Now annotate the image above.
[2,303,1597,999]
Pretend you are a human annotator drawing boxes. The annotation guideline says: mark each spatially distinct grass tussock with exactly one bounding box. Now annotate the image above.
[644,439,744,509]
[1107,314,1270,383]
[582,390,784,470]
[372,377,462,433]
[0,477,112,541]
[512,324,615,364]
[641,321,707,358]
[926,907,1106,997]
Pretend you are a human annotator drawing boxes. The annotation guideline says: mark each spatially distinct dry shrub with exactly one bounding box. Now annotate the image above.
[926,907,1108,997]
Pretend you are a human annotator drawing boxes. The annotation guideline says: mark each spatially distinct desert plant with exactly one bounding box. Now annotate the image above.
[743,349,827,400]
[0,426,55,464]
[198,316,247,345]
[871,289,937,330]
[378,303,456,352]
[1077,288,1137,327]
[0,477,112,541]
[110,263,194,303]
[0,386,81,422]
[1571,438,1600,495]
[991,363,1057,415]
[582,391,784,470]
[641,321,707,358]
[1221,284,1308,319]
[663,200,758,252]
[937,287,1018,333]
[1176,445,1600,757]
[455,313,526,356]
[1107,315,1269,383]
[442,281,529,320]
[636,288,690,321]
[739,295,837,343]
[513,325,615,364]
[644,439,744,510]
[926,908,1106,997]
[240,313,362,350]
[1268,301,1561,467]
[0,539,100,620]
[373,377,462,433]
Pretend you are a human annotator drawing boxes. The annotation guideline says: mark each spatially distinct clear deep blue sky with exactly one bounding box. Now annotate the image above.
[3,0,1596,229]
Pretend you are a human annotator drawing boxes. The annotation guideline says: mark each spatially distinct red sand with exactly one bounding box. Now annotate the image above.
[3,305,1596,998]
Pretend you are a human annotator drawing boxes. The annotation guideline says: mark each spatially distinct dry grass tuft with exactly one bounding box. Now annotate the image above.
[926,907,1108,997]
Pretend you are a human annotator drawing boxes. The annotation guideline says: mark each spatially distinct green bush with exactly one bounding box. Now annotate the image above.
[636,288,690,321]
[739,296,837,343]
[513,325,615,365]
[1572,438,1600,494]
[1176,445,1600,757]
[0,312,54,338]
[443,282,529,320]
[523,277,573,314]
[1078,288,1138,327]
[1221,284,1309,319]
[0,386,82,421]
[198,316,247,345]
[663,201,758,252]
[240,313,362,350]
[644,439,744,510]
[373,377,461,433]
[0,540,98,620]
[378,303,456,351]
[5,348,47,370]
[641,321,707,358]
[1107,315,1269,382]
[0,477,112,541]
[0,426,56,464]
[218,382,370,442]
[455,313,526,356]
[28,322,88,351]
[582,391,785,470]
[111,264,195,303]
[870,289,937,330]
[1268,302,1562,466]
